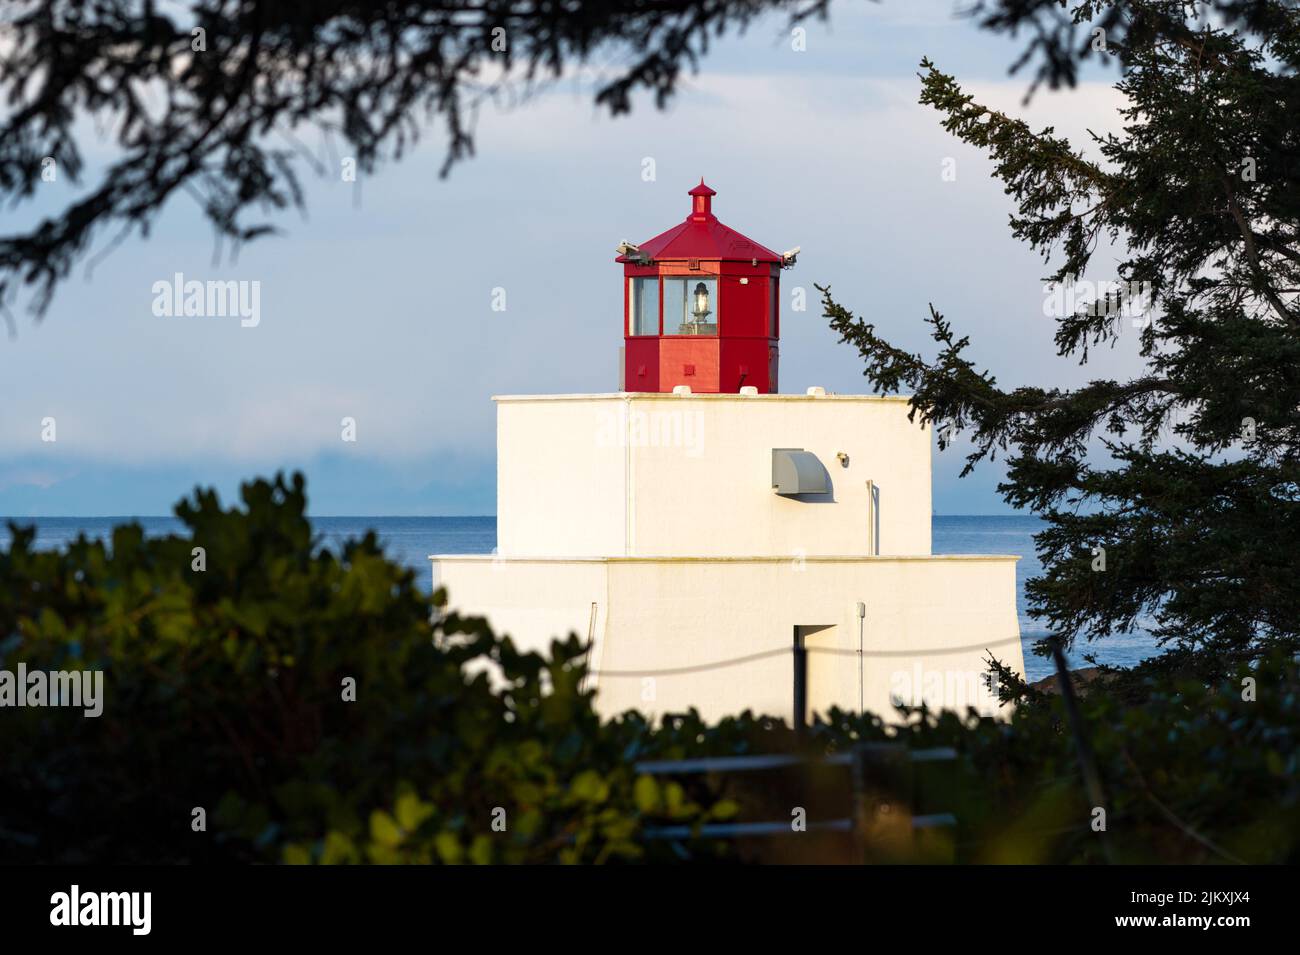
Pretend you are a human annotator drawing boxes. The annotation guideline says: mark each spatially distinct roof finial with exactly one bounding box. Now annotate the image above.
[688,178,716,220]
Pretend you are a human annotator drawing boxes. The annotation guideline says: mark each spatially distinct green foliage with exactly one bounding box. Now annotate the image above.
[0,473,755,863]
[964,0,1292,94]
[2,473,1296,864]
[713,654,1299,864]
[862,654,1300,863]
[822,2,1300,671]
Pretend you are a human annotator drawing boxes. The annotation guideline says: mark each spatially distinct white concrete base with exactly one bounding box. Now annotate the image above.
[433,390,1024,724]
[493,392,933,559]
[432,554,1024,723]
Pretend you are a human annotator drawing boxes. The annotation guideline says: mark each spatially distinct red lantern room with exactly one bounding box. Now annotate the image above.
[617,180,794,394]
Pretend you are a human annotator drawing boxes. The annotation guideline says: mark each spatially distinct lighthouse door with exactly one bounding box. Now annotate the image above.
[794,624,844,724]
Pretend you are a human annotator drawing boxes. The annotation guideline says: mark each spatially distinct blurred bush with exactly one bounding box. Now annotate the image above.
[1,474,1295,863]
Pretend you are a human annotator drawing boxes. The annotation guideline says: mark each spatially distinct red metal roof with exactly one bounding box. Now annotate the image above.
[617,180,783,264]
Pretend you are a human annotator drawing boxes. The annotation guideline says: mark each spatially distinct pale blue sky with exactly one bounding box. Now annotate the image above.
[0,1,1135,516]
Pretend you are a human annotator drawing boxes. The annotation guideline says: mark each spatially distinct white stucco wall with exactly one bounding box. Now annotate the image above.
[494,393,932,558]
[431,555,1023,723]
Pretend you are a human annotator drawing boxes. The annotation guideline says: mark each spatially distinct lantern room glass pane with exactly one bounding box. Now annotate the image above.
[663,276,718,336]
[629,277,659,336]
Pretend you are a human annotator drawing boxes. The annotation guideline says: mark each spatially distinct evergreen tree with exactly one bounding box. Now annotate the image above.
[1,0,1275,326]
[821,0,1300,677]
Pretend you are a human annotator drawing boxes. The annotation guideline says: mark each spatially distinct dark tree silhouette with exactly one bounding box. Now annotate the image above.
[0,0,830,324]
[0,1,1281,326]
[966,0,1295,93]
[822,0,1300,679]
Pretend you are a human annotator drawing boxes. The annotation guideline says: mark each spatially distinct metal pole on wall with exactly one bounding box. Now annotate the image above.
[793,627,807,741]
[866,480,880,555]
[856,601,866,714]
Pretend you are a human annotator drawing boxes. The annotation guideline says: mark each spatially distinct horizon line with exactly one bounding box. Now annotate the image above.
[1,512,1036,520]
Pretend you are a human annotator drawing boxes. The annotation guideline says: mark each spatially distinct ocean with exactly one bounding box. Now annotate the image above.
[0,514,1159,681]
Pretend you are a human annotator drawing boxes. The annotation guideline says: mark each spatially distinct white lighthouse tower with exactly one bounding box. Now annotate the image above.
[432,183,1024,723]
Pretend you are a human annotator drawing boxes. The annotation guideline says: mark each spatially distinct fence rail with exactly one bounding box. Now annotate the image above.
[635,743,960,862]
[634,746,958,775]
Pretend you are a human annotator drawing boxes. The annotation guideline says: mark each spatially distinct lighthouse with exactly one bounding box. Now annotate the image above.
[432,182,1025,723]
[619,180,789,394]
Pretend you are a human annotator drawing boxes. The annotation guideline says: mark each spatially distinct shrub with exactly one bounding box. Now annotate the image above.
[0,474,743,863]
[2,473,1296,864]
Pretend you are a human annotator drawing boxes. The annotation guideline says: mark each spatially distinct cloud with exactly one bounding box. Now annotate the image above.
[1,18,1139,514]
[0,468,68,492]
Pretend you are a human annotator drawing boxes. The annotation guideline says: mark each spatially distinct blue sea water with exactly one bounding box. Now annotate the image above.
[930,516,1160,680]
[1,514,1159,681]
